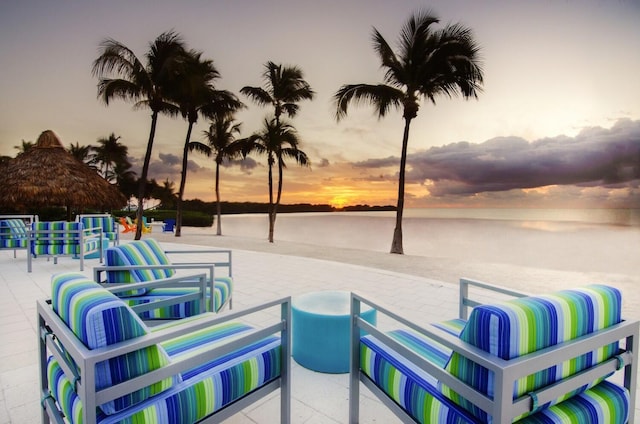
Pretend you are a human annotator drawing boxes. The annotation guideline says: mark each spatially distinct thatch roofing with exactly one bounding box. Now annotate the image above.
[0,130,127,211]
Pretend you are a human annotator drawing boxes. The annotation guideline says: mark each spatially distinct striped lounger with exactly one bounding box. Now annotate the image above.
[354,285,635,423]
[40,273,289,424]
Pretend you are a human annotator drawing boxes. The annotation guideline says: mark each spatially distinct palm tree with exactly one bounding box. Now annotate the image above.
[334,9,483,254]
[191,112,245,235]
[67,142,97,169]
[94,133,128,182]
[169,50,244,237]
[243,118,309,242]
[92,31,187,239]
[240,61,315,127]
[152,178,178,210]
[14,140,34,156]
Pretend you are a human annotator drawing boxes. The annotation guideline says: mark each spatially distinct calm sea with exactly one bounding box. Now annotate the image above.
[218,208,640,274]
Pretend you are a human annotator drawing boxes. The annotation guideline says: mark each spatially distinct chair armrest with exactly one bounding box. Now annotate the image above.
[164,249,233,277]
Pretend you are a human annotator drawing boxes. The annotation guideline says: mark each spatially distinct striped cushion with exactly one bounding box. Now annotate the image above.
[442,285,622,422]
[0,238,26,248]
[0,219,29,239]
[122,278,233,319]
[47,313,282,422]
[105,239,175,295]
[50,273,175,415]
[81,216,117,241]
[33,221,80,245]
[360,329,478,423]
[32,237,101,256]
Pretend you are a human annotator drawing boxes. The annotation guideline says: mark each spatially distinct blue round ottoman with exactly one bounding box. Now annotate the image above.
[292,290,376,373]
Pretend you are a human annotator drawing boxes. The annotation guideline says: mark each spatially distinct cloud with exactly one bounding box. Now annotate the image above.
[222,157,259,173]
[355,119,640,197]
[130,152,208,183]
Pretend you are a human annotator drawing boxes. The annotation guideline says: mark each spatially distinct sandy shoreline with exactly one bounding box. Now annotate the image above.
[127,226,640,319]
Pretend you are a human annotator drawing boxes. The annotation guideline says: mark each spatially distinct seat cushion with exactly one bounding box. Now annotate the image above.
[442,285,623,422]
[81,216,117,241]
[360,329,479,424]
[47,316,282,423]
[121,277,233,319]
[0,218,29,239]
[50,273,175,415]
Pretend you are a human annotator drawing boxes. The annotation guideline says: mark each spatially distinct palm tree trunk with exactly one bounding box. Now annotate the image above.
[390,117,413,254]
[176,122,194,237]
[274,158,284,225]
[215,162,222,235]
[268,155,275,243]
[135,111,159,240]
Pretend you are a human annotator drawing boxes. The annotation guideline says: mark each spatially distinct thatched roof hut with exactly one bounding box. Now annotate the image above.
[0,130,127,214]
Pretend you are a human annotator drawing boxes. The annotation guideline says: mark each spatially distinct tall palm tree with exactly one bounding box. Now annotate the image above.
[334,9,484,254]
[170,50,244,237]
[240,61,314,127]
[14,140,34,156]
[92,31,187,239]
[152,178,178,210]
[243,118,309,242]
[191,112,245,235]
[241,61,314,235]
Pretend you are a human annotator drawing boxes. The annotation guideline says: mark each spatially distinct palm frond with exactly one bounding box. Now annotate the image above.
[333,84,404,121]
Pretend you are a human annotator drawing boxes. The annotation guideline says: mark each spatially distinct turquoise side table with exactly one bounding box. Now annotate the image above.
[292,290,376,373]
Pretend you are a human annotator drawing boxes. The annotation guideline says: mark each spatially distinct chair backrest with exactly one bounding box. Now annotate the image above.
[441,285,622,422]
[163,219,176,232]
[0,218,29,239]
[32,221,82,245]
[105,238,175,288]
[78,215,117,241]
[50,273,176,416]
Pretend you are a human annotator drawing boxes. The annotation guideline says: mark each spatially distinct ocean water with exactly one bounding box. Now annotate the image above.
[217,208,640,276]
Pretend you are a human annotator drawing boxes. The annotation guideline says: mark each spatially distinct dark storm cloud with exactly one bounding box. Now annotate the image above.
[355,119,640,197]
[131,152,207,181]
[222,157,259,173]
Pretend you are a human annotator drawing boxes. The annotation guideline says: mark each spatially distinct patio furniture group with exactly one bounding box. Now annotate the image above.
[34,238,638,423]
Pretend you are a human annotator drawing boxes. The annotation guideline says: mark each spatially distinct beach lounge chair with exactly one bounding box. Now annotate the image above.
[349,278,638,423]
[162,218,176,233]
[28,221,103,272]
[118,217,136,233]
[38,272,291,424]
[93,238,233,319]
[0,214,37,258]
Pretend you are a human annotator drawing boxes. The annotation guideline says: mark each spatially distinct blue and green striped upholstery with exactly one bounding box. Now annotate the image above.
[105,238,174,285]
[46,276,282,423]
[442,285,623,422]
[122,282,233,319]
[80,215,118,242]
[360,330,478,423]
[31,221,101,256]
[105,239,232,316]
[0,219,28,249]
[50,273,175,415]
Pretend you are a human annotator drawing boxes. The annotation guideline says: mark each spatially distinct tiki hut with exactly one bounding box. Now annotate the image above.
[0,130,127,218]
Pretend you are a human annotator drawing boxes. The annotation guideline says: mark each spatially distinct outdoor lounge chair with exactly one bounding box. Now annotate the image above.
[76,213,119,246]
[28,221,103,272]
[162,218,176,233]
[349,278,639,423]
[38,272,291,424]
[93,238,233,319]
[118,217,136,233]
[0,214,37,258]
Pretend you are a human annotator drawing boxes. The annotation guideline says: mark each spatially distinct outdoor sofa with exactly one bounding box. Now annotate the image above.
[38,272,291,423]
[93,238,233,319]
[350,278,638,423]
[28,221,103,272]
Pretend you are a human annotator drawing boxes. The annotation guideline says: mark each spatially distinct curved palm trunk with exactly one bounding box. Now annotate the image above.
[390,117,413,254]
[135,111,159,240]
[175,121,195,237]
[267,154,275,243]
[215,162,222,235]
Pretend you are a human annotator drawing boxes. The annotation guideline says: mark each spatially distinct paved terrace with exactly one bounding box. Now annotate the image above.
[1,234,638,423]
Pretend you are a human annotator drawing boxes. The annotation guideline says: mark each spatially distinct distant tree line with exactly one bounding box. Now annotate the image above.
[180,200,395,215]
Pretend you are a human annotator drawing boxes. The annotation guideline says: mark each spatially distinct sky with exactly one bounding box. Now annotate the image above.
[1,0,639,209]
